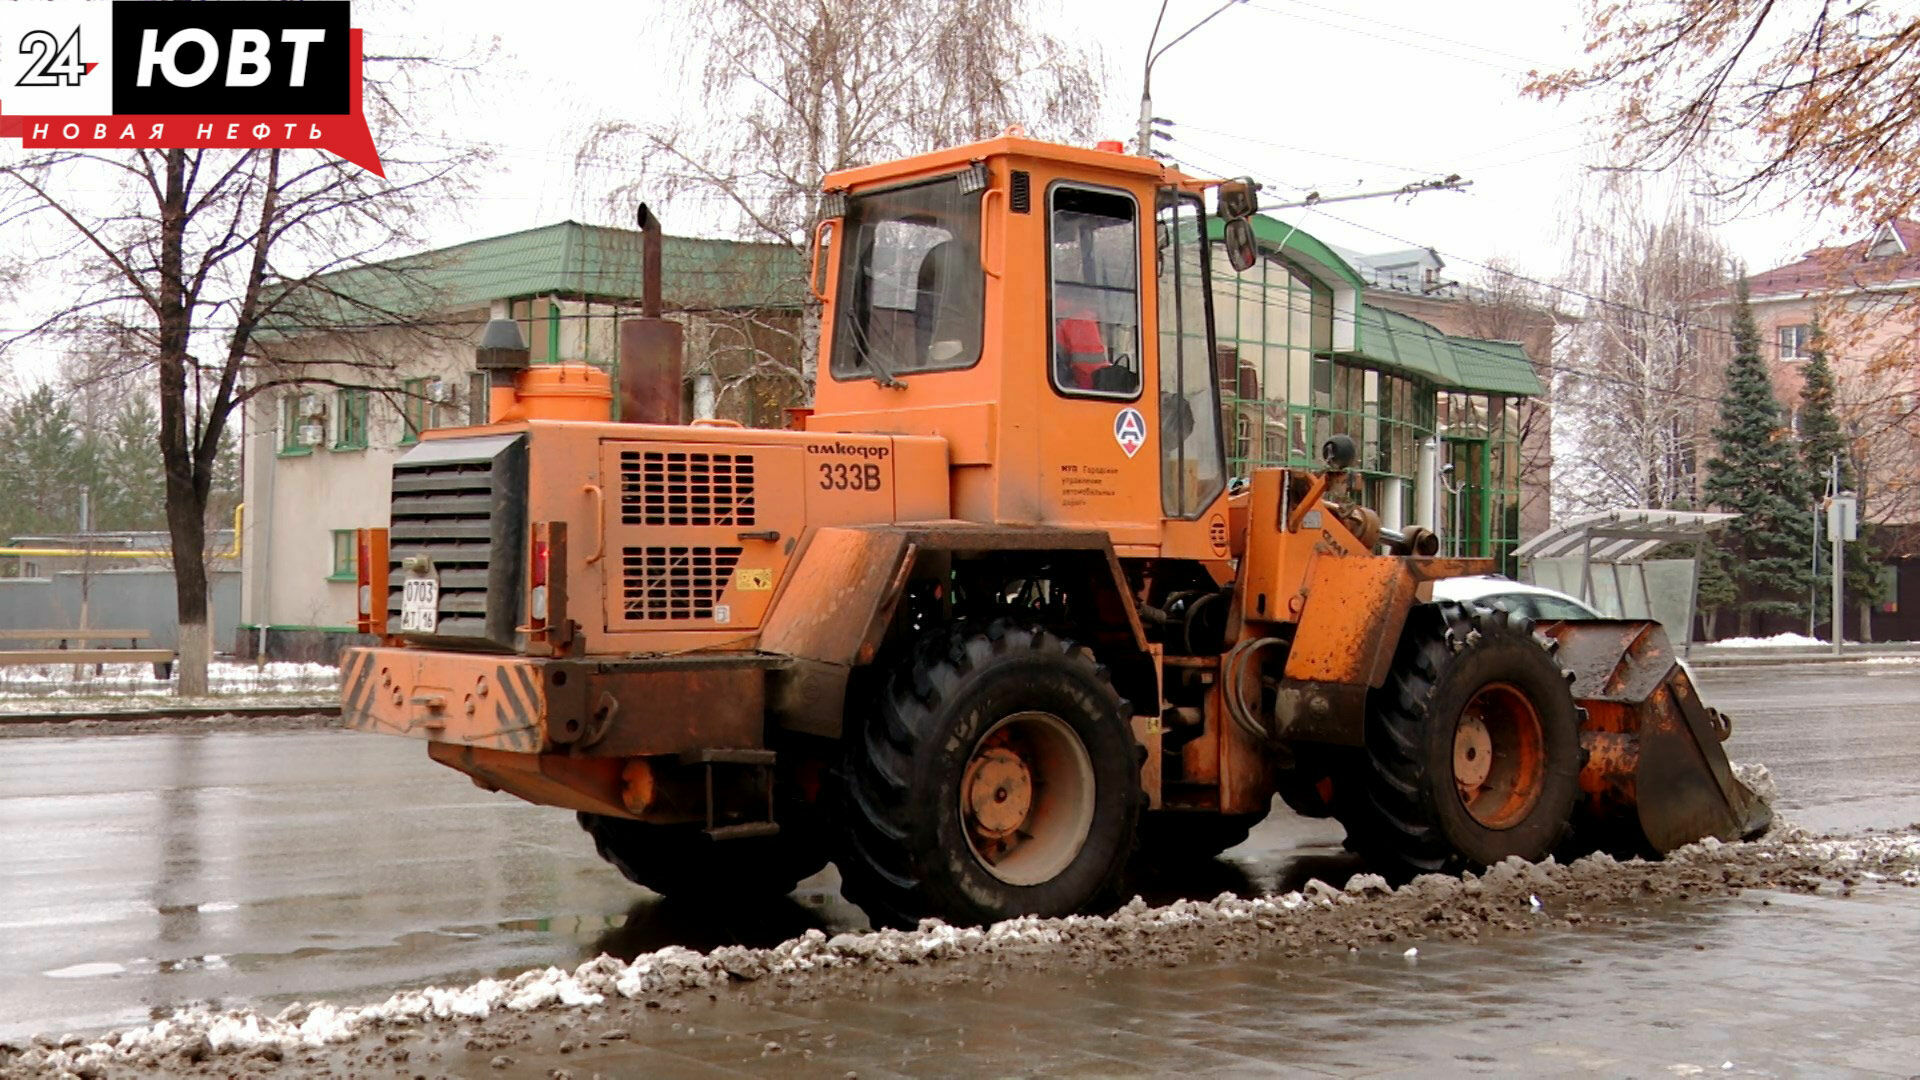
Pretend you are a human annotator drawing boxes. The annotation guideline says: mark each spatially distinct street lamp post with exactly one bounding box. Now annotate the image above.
[1138,0,1247,155]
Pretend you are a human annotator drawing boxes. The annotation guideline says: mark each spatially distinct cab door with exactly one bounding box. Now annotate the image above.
[1033,179,1164,543]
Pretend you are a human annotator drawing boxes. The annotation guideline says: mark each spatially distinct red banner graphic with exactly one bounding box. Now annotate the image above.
[0,28,382,176]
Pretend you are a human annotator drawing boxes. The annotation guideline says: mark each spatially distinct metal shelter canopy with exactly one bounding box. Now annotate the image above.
[1517,509,1738,652]
[1515,509,1737,564]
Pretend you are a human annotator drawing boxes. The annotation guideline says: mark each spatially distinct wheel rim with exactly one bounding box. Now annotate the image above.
[1452,682,1546,830]
[959,710,1096,886]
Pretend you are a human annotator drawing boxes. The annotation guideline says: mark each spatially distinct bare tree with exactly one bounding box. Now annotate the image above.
[582,0,1109,395]
[1529,2,1920,228]
[1456,259,1566,535]
[1531,3,1920,386]
[1553,180,1733,515]
[0,66,485,695]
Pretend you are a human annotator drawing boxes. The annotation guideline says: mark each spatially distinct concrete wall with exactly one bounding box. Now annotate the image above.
[0,568,241,651]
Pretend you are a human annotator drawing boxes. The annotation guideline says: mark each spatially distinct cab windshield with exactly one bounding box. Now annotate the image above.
[830,176,985,382]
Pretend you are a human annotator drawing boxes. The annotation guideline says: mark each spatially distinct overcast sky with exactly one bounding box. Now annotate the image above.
[0,0,1855,386]
[422,0,1846,271]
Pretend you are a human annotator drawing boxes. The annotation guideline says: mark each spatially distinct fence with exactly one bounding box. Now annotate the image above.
[0,568,240,652]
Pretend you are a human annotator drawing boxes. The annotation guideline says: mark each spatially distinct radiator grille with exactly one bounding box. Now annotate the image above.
[388,462,496,639]
[620,545,743,621]
[619,449,756,526]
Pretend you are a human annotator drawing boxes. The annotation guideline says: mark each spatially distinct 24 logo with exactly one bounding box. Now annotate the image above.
[15,28,94,88]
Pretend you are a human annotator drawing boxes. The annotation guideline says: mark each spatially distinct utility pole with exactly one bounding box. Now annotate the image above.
[1829,483,1856,659]
[1810,458,1829,640]
[1138,0,1246,155]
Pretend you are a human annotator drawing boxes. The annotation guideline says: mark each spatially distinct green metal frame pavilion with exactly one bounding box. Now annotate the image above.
[1209,214,1545,567]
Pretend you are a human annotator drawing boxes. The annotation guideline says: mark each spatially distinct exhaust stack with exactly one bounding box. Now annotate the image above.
[617,203,684,425]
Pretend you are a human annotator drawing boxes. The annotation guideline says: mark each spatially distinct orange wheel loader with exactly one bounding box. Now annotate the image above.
[342,134,1769,928]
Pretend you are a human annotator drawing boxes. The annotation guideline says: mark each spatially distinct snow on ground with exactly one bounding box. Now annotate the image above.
[1709,632,1829,649]
[11,824,1919,1076]
[0,661,338,701]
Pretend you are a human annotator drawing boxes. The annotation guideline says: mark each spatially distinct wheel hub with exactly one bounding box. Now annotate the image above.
[1453,715,1494,789]
[963,747,1033,837]
[958,710,1097,886]
[1453,682,1547,830]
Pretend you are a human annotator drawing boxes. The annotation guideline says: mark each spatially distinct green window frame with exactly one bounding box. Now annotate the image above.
[399,377,429,445]
[278,393,313,457]
[329,529,357,581]
[333,388,369,451]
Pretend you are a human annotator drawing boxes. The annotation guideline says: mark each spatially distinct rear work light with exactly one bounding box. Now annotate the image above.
[354,528,389,636]
[530,534,551,626]
[357,531,374,615]
[520,521,569,650]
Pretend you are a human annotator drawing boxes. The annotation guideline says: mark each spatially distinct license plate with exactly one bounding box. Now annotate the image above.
[400,576,438,633]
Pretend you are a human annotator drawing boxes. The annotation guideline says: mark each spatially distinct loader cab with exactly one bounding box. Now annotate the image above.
[808,135,1238,559]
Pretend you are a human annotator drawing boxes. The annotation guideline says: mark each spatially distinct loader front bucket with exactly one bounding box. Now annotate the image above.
[1538,619,1772,856]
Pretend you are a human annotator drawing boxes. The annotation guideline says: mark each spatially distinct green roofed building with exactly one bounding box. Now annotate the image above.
[1209,216,1554,571]
[240,221,805,661]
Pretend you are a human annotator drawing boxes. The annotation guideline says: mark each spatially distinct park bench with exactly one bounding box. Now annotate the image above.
[0,629,175,679]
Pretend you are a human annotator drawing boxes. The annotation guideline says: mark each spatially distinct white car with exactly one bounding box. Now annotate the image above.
[1429,575,1604,621]
[1432,576,1702,679]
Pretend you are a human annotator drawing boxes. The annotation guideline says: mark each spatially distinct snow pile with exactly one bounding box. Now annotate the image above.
[0,660,337,700]
[1708,633,1827,649]
[13,826,1920,1076]
[1730,761,1778,808]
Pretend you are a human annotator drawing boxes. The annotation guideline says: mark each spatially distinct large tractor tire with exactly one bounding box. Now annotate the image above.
[836,621,1142,929]
[1338,601,1582,878]
[577,813,829,900]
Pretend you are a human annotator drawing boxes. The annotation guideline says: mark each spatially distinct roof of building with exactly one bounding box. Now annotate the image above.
[1348,304,1543,397]
[266,221,806,334]
[1708,219,1920,301]
[1214,215,1368,291]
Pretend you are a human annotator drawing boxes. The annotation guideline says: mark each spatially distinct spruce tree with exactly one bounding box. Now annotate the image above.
[0,386,93,540]
[1795,325,1884,633]
[1701,279,1816,635]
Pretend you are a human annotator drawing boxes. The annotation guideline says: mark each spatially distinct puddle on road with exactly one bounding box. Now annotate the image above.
[42,961,126,979]
[41,953,230,981]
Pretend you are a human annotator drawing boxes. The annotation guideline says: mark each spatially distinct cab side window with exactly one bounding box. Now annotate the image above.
[1049,185,1141,398]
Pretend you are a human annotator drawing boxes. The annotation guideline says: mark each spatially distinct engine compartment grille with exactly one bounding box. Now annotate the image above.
[385,434,526,648]
[620,545,743,621]
[619,449,756,527]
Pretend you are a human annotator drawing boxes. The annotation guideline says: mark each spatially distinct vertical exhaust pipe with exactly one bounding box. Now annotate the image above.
[618,204,684,425]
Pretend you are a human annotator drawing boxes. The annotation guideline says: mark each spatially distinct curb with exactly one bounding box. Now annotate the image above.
[1687,652,1920,669]
[0,703,340,726]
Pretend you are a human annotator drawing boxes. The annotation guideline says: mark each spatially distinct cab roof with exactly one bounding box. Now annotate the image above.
[823,134,1179,192]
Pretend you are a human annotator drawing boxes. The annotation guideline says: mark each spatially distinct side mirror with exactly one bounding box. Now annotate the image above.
[1223,218,1257,273]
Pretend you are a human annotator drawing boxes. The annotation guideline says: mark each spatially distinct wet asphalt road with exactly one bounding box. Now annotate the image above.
[2,661,1917,1044]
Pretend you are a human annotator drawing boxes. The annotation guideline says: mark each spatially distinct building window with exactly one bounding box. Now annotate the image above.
[279,393,316,457]
[329,530,357,581]
[399,377,456,445]
[1778,324,1812,361]
[333,388,369,450]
